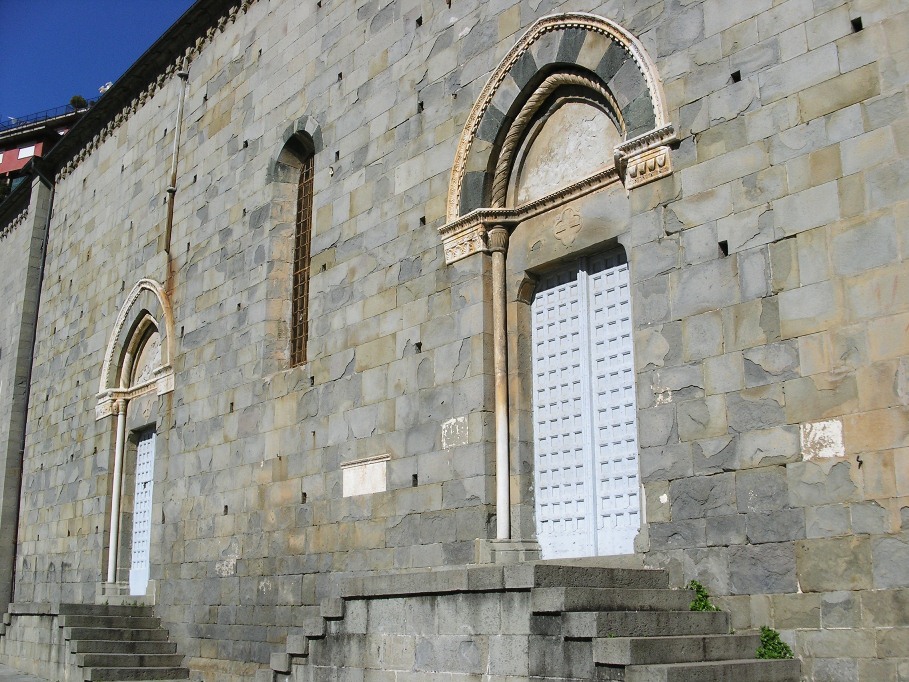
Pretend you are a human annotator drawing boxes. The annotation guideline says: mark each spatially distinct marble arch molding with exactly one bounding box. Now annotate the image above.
[440,12,676,265]
[96,278,176,420]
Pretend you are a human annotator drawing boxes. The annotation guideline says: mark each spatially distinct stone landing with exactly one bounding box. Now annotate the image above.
[263,561,800,681]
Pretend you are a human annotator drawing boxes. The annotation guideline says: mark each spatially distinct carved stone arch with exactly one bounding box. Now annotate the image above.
[270,114,323,181]
[446,12,676,224]
[96,279,175,419]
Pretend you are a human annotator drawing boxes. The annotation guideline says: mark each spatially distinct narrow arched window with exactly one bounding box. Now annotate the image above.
[291,150,314,366]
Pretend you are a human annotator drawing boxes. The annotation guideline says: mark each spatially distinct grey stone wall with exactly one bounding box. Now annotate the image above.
[3,0,908,680]
[0,182,49,617]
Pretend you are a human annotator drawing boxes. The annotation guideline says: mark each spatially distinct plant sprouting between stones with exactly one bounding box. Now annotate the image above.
[756,626,794,659]
[687,580,720,612]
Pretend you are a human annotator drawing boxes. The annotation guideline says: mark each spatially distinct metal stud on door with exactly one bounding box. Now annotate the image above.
[532,251,640,558]
[129,429,155,596]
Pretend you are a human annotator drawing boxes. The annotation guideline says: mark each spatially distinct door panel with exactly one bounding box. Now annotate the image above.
[129,429,155,596]
[532,251,640,558]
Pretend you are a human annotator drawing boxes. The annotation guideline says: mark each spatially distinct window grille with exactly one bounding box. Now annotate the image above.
[291,154,314,366]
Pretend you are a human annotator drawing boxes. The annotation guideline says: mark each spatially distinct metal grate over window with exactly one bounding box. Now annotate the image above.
[290,154,314,366]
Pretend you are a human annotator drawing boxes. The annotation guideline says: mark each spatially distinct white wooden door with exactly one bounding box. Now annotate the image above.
[532,251,640,558]
[129,430,155,596]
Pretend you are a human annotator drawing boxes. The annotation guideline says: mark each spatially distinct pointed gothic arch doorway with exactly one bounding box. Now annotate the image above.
[97,279,175,596]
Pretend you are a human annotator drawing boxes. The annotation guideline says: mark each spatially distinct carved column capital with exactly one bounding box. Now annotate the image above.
[487,226,509,254]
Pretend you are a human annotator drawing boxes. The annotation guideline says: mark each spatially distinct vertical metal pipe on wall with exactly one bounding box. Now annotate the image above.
[488,226,511,540]
[164,59,190,257]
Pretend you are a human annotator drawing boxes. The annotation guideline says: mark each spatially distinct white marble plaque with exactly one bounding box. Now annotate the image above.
[341,455,389,497]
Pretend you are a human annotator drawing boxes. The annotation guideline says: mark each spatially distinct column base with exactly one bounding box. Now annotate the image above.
[473,538,542,565]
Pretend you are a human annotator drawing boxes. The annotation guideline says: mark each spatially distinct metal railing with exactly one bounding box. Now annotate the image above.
[0,100,96,133]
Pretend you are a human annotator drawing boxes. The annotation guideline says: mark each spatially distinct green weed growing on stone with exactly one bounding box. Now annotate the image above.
[756,626,794,659]
[686,580,720,612]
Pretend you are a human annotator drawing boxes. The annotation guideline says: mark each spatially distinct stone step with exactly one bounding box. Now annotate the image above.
[60,603,155,618]
[60,614,161,629]
[64,627,170,642]
[563,611,730,638]
[84,667,189,681]
[71,640,178,655]
[623,658,801,682]
[529,563,668,590]
[532,587,694,613]
[594,634,761,666]
[77,653,184,668]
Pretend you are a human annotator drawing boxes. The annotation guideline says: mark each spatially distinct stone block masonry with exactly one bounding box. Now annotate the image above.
[0,0,906,680]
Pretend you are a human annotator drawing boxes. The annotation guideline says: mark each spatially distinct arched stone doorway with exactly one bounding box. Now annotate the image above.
[438,12,675,559]
[97,279,175,595]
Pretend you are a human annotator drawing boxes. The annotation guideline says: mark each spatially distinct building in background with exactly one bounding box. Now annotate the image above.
[0,1,906,681]
[0,103,90,200]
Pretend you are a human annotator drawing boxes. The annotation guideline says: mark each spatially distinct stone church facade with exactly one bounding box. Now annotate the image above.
[0,0,907,679]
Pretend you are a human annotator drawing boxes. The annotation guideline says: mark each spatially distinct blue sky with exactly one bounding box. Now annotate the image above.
[0,1,195,123]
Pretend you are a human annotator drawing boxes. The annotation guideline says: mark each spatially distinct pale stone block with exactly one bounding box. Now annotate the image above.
[785,373,859,423]
[704,352,745,395]
[745,96,799,144]
[704,0,771,37]
[838,173,866,219]
[732,165,788,212]
[842,406,909,454]
[780,280,843,338]
[680,142,769,196]
[667,184,733,229]
[800,63,882,121]
[843,263,909,321]
[837,23,883,72]
[758,43,840,103]
[806,6,853,50]
[773,180,840,237]
[779,24,808,62]
[841,126,897,176]
[756,0,815,40]
[786,143,842,194]
[796,227,830,286]
[769,237,800,293]
[717,203,775,253]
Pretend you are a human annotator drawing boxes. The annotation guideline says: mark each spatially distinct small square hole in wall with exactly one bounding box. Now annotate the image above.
[730,70,742,83]
[335,150,340,161]
[337,72,343,81]
[412,474,419,487]
[416,15,422,27]
[851,16,863,32]
[417,100,424,113]
[718,240,729,257]
[316,0,321,7]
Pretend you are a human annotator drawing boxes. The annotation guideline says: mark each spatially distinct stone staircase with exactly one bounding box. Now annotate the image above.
[60,603,189,681]
[267,561,801,681]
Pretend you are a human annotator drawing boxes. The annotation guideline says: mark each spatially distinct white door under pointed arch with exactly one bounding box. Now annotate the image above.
[531,250,640,558]
[129,429,155,596]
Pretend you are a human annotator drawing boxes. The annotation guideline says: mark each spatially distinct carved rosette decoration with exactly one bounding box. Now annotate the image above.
[438,12,677,265]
